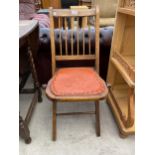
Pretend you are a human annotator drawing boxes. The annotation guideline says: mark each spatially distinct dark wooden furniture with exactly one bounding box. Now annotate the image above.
[41,0,61,9]
[46,6,108,141]
[19,20,42,144]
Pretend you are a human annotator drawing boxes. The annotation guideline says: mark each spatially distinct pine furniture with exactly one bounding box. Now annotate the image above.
[106,0,135,137]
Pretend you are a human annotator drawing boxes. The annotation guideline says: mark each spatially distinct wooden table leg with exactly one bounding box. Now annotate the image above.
[19,71,30,93]
[19,115,31,144]
[27,46,42,102]
[19,21,42,144]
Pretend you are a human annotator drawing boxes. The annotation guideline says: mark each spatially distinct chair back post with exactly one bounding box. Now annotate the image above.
[95,5,100,73]
[49,7,56,76]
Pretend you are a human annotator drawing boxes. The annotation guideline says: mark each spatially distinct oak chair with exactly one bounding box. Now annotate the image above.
[70,5,89,28]
[46,6,108,141]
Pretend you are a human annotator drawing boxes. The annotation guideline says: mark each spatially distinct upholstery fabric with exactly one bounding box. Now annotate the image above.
[37,26,113,84]
[19,0,50,28]
[19,0,36,20]
[92,0,117,17]
[19,0,50,75]
[99,18,116,27]
[32,14,50,28]
[51,67,106,96]
[92,0,118,26]
[54,27,96,55]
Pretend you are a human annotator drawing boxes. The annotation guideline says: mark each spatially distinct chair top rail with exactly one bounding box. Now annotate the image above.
[49,8,96,17]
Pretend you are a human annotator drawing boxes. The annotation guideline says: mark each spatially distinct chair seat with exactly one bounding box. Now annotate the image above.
[48,67,108,98]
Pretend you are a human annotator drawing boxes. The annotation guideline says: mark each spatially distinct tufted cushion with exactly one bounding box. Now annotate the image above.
[37,27,113,84]
[50,67,106,96]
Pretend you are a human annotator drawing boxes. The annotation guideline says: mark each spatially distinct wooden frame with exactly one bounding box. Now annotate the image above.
[46,6,108,141]
[41,0,61,9]
[106,0,135,137]
[19,20,42,144]
[50,6,100,75]
[70,6,89,27]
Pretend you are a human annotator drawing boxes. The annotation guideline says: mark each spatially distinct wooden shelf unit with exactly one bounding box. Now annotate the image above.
[111,52,135,88]
[118,0,135,16]
[107,0,135,137]
[118,8,135,16]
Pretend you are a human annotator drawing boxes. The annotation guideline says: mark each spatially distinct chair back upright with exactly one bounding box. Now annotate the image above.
[49,6,100,76]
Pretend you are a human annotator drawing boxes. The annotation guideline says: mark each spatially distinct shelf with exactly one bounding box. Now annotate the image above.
[107,91,135,136]
[111,57,135,88]
[123,55,135,67]
[107,83,135,135]
[111,84,129,121]
[111,52,135,88]
[106,0,135,137]
[118,8,135,16]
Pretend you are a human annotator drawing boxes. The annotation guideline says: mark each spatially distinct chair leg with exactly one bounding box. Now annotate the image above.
[52,101,57,141]
[95,100,100,137]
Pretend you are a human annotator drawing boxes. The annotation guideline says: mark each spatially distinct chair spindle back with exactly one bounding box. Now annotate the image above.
[49,6,100,76]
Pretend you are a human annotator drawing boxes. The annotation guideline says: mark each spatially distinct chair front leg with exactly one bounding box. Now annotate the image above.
[95,100,100,136]
[52,101,57,141]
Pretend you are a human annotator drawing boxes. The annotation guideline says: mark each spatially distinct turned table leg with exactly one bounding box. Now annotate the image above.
[19,115,31,144]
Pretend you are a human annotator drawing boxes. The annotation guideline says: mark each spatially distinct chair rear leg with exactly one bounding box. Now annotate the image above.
[95,100,100,136]
[52,101,57,141]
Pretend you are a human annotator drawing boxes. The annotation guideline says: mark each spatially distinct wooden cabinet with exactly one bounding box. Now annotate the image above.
[41,0,61,9]
[107,0,135,137]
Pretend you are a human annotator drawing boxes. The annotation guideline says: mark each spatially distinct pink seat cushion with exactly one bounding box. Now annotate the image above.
[50,67,106,96]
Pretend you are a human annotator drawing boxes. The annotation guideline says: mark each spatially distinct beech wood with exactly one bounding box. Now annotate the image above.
[47,6,108,141]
